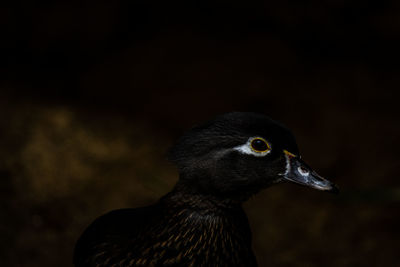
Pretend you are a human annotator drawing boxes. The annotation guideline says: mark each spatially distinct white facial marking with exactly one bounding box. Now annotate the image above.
[280,153,291,176]
[233,137,271,157]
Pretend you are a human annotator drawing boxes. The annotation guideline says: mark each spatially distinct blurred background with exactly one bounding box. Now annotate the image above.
[1,0,400,266]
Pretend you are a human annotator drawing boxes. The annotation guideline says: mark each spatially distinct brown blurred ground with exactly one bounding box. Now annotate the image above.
[1,1,400,266]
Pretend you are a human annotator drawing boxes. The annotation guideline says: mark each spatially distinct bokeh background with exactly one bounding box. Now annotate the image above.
[1,1,400,266]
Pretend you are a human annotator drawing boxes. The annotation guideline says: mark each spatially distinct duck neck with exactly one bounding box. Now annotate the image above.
[161,179,244,212]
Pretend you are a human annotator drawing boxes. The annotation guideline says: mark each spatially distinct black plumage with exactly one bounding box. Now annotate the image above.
[74,112,338,266]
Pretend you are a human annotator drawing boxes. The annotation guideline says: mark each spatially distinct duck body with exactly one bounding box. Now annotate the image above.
[74,112,337,266]
[74,186,256,266]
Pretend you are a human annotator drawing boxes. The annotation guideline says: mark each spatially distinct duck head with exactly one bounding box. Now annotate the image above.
[168,112,338,201]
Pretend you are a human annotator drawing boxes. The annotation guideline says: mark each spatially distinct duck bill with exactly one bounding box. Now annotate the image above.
[282,150,339,193]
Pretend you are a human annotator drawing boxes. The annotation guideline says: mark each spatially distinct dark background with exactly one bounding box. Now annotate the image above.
[1,1,400,266]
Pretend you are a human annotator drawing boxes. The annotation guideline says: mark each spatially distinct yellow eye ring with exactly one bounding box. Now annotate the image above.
[250,137,271,153]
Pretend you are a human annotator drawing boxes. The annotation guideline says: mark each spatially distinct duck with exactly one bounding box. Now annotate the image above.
[73,112,338,267]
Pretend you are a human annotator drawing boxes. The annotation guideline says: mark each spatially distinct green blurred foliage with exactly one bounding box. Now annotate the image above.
[0,105,177,266]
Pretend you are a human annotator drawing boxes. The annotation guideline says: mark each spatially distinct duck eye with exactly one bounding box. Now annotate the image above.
[250,138,270,152]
